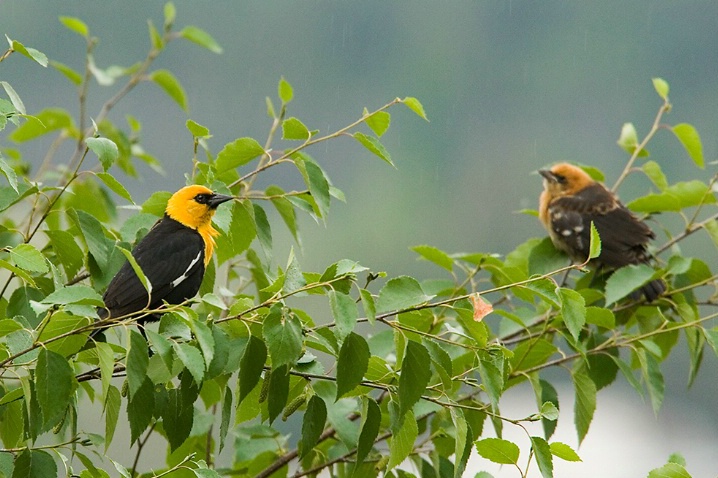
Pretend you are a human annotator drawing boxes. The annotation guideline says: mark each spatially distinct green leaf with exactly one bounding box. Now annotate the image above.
[12,450,57,478]
[59,16,89,37]
[531,436,554,478]
[1,81,25,115]
[97,172,134,203]
[174,343,205,384]
[411,244,453,271]
[104,385,121,451]
[475,438,520,465]
[180,26,223,53]
[637,348,664,414]
[573,366,596,444]
[188,319,215,367]
[585,306,615,329]
[673,123,704,168]
[40,285,103,307]
[588,221,601,260]
[0,156,18,192]
[267,185,299,242]
[298,159,331,219]
[278,76,293,103]
[9,108,73,142]
[652,77,670,100]
[557,288,585,341]
[299,395,327,458]
[238,335,267,403]
[117,246,152,296]
[141,190,172,216]
[540,401,559,421]
[642,160,668,191]
[8,39,48,67]
[647,463,692,478]
[617,122,648,156]
[36,349,74,430]
[263,305,304,368]
[355,397,381,468]
[215,137,265,172]
[127,330,150,399]
[604,264,656,305]
[163,384,195,452]
[150,70,188,111]
[329,290,358,342]
[86,137,120,171]
[402,97,428,120]
[387,409,418,470]
[398,340,431,418]
[148,20,163,50]
[10,244,47,273]
[377,276,432,313]
[164,2,177,27]
[364,109,391,137]
[336,332,370,400]
[354,132,394,166]
[267,364,290,424]
[186,119,210,137]
[282,117,311,141]
[360,288,376,325]
[549,442,581,462]
[219,388,232,452]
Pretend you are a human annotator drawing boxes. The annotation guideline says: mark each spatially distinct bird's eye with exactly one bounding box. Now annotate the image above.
[194,194,210,204]
[554,174,567,184]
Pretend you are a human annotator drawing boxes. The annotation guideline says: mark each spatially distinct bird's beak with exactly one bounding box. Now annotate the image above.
[208,194,234,208]
[538,169,556,182]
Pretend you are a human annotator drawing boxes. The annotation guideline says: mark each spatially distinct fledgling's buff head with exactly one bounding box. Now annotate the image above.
[538,163,596,198]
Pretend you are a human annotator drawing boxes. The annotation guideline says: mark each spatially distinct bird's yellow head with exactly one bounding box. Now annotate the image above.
[165,185,233,263]
[538,163,595,198]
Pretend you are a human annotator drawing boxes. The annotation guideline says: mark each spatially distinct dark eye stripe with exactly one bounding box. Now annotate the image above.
[194,194,210,204]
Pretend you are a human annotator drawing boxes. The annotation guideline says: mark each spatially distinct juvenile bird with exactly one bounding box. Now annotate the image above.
[538,163,665,301]
[96,185,233,333]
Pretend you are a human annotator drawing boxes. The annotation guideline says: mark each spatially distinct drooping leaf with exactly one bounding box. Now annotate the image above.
[364,108,391,137]
[329,290,358,342]
[86,137,119,171]
[475,438,520,465]
[173,343,205,384]
[398,340,431,418]
[0,156,18,192]
[267,364,290,424]
[355,397,381,468]
[573,366,596,444]
[35,349,74,430]
[12,450,57,478]
[673,123,704,168]
[604,264,656,305]
[336,332,370,399]
[150,70,188,111]
[411,244,454,271]
[97,172,134,203]
[127,330,150,399]
[238,335,266,403]
[263,305,304,368]
[180,26,223,53]
[557,287,586,341]
[531,436,554,478]
[549,442,581,462]
[402,97,428,120]
[299,395,327,458]
[387,409,418,470]
[354,132,394,166]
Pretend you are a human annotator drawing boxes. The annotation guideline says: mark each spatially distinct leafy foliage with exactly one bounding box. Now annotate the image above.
[0,6,713,478]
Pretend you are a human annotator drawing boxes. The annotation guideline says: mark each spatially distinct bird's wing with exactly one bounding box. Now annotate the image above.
[551,184,654,267]
[102,217,205,317]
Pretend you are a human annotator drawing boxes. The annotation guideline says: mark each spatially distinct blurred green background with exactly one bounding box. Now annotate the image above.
[2,1,718,475]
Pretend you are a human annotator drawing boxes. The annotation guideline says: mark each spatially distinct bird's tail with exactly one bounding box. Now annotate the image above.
[630,278,666,302]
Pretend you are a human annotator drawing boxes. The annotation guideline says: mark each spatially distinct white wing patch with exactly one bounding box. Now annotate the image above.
[171,250,202,289]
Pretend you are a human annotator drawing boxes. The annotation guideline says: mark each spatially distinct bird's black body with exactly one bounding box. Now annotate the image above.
[98,215,206,323]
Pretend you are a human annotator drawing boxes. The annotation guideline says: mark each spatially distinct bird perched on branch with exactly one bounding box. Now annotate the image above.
[96,185,233,333]
[538,163,665,301]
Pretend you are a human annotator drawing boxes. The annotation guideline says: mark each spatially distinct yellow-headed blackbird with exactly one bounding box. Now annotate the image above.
[538,163,665,301]
[97,185,233,329]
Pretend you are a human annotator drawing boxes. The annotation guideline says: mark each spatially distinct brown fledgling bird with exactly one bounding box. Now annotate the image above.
[538,163,665,301]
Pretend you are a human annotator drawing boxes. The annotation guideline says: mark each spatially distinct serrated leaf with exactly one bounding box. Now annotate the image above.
[13,450,57,478]
[278,76,293,103]
[377,276,432,313]
[45,229,83,283]
[402,96,428,120]
[588,221,601,259]
[267,364,290,424]
[282,117,310,141]
[329,290,358,342]
[647,463,692,478]
[360,288,376,325]
[354,132,394,166]
[364,109,391,137]
[86,137,119,171]
[673,123,704,169]
[97,172,134,203]
[336,332,370,399]
[637,348,664,414]
[104,385,121,450]
[355,397,381,468]
[263,305,303,368]
[387,409,418,470]
[36,349,74,430]
[652,77,670,100]
[59,16,89,37]
[411,244,453,271]
[476,438,519,465]
[0,157,18,193]
[540,401,559,421]
[186,119,210,137]
[398,340,431,417]
[549,442,581,462]
[127,330,150,399]
[238,335,266,403]
[642,160,668,191]
[174,343,205,384]
[573,366,596,444]
[215,137,265,172]
[585,306,615,328]
[0,81,25,115]
[180,26,223,53]
[10,243,48,273]
[299,395,327,458]
[150,70,188,111]
[557,287,585,341]
[604,264,656,305]
[10,40,48,67]
[531,436,554,478]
